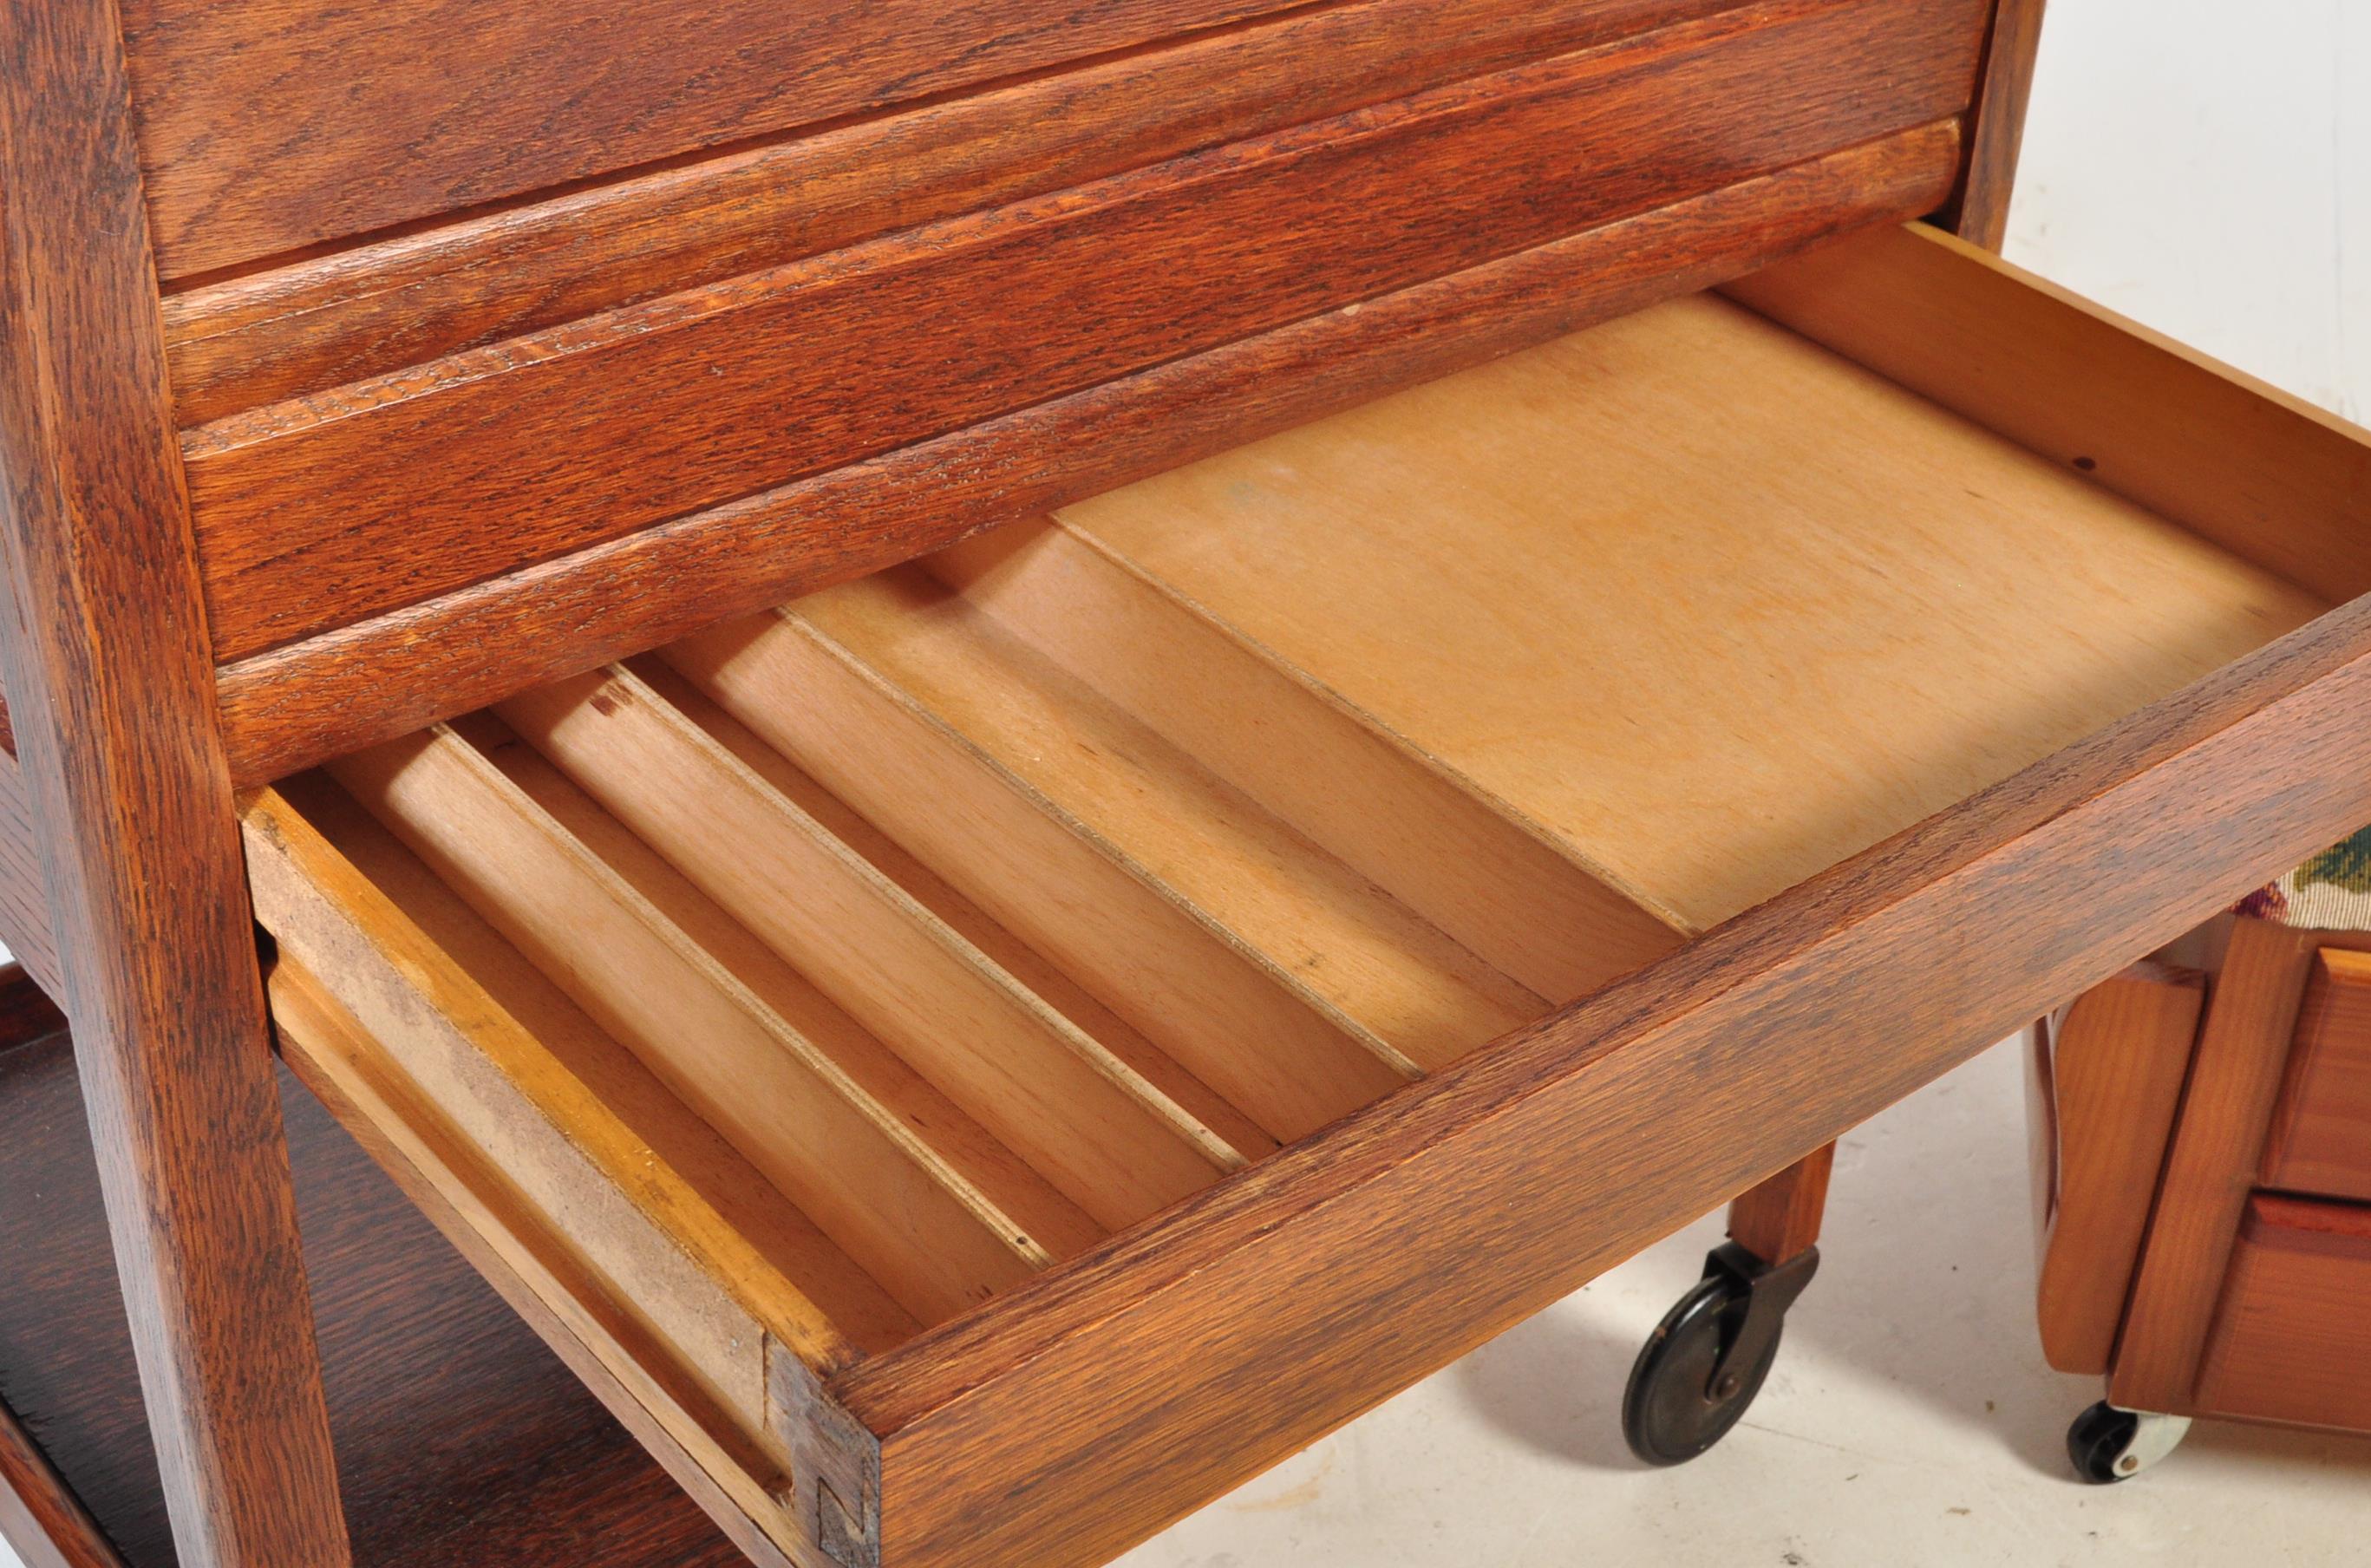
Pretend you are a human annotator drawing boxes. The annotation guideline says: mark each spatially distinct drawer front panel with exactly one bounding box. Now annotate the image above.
[156,0,1735,429]
[181,0,1986,668]
[2195,1195,2371,1429]
[123,0,1303,279]
[2263,947,2371,1202]
[210,127,1964,788]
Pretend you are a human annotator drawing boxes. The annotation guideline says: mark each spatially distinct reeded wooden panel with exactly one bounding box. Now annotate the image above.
[181,0,1988,664]
[159,0,1734,427]
[209,129,1966,787]
[121,0,1300,278]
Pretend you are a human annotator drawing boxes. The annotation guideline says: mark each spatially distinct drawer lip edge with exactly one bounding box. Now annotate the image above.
[838,585,2371,1435]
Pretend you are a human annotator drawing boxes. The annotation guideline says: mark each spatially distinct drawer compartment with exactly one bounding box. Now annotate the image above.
[2263,947,2371,1202]
[2195,1194,2371,1429]
[245,224,2371,1568]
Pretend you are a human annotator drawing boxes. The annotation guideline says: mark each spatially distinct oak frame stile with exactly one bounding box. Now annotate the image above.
[0,3,349,1565]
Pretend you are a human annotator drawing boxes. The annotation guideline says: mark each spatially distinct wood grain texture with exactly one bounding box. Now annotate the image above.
[2192,1194,2371,1430]
[0,7,347,1564]
[121,0,1303,278]
[781,572,1537,1071]
[210,123,1965,787]
[1727,1144,1835,1264]
[1945,0,2048,249]
[637,659,1281,1165]
[1061,291,2322,932]
[839,591,2371,1565]
[2029,961,2202,1376]
[270,964,822,1568]
[241,777,911,1476]
[669,592,1419,1142]
[157,0,1735,426]
[924,521,1683,1002]
[827,592,2371,1568]
[1725,222,2371,607]
[0,1016,748,1568]
[180,0,1986,663]
[2109,918,2329,1412]
[0,747,61,999]
[2261,947,2371,1203]
[496,666,1250,1184]
[330,727,1054,1325]
[0,1397,126,1568]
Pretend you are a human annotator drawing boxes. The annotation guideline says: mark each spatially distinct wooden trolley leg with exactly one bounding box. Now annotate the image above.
[1728,1142,1839,1266]
[0,9,352,1565]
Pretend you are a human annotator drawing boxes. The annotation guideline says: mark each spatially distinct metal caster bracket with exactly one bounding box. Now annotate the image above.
[1623,1241,1820,1466]
[2067,1401,2191,1484]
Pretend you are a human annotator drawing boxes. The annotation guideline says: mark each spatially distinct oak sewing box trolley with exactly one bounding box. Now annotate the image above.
[3,0,2368,1564]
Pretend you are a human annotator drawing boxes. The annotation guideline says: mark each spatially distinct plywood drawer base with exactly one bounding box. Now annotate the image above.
[245,224,2371,1568]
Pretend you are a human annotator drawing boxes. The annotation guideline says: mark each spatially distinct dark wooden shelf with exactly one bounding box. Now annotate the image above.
[0,995,744,1568]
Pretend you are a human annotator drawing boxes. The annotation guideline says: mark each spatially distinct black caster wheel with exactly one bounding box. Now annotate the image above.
[1623,1241,1818,1467]
[2067,1401,2191,1484]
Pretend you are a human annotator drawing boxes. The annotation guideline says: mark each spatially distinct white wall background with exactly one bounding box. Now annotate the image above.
[2004,0,2369,421]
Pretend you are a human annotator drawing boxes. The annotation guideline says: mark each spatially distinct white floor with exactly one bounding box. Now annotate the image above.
[1116,1038,2371,1568]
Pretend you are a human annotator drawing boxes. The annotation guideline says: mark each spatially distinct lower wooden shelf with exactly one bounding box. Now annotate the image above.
[0,986,743,1568]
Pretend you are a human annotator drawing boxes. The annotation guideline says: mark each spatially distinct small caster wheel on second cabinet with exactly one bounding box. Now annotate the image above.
[2067,1401,2191,1484]
[1623,1241,1819,1466]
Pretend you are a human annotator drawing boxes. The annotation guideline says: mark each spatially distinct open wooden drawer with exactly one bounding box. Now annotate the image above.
[241,224,2371,1568]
